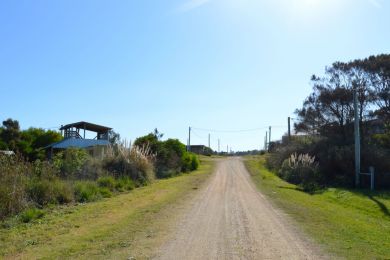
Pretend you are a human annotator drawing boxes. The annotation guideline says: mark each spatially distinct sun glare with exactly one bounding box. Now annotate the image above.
[278,0,346,22]
[292,0,327,12]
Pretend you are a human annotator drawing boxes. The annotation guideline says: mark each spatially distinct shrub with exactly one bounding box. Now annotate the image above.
[74,181,101,202]
[27,178,73,206]
[98,187,112,198]
[97,176,116,191]
[134,131,200,178]
[104,144,155,183]
[27,179,56,206]
[279,153,322,192]
[0,154,28,219]
[53,148,89,178]
[80,157,106,180]
[115,177,135,191]
[156,139,184,177]
[181,153,199,172]
[52,181,74,204]
[190,154,199,171]
[19,208,45,223]
[181,153,192,172]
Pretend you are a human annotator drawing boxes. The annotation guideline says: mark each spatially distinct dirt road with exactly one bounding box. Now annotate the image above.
[155,157,325,260]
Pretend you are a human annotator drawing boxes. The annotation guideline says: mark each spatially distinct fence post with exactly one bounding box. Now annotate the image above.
[369,166,375,191]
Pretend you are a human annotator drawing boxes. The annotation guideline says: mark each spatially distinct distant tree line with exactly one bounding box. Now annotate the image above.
[267,54,390,190]
[0,118,62,161]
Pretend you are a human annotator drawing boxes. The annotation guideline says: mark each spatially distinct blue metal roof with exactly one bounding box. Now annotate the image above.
[46,138,110,149]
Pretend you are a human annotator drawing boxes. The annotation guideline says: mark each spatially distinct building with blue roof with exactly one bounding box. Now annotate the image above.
[46,121,112,158]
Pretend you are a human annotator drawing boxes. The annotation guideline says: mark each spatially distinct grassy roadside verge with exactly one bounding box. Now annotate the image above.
[244,155,390,259]
[0,156,216,259]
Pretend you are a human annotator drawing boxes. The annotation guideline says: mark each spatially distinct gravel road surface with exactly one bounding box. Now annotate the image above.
[155,157,326,260]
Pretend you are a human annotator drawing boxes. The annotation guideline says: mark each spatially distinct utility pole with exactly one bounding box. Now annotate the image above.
[218,139,220,153]
[208,133,211,148]
[288,117,291,141]
[268,126,272,152]
[227,145,228,154]
[269,126,272,144]
[265,131,268,151]
[354,90,361,187]
[188,127,191,152]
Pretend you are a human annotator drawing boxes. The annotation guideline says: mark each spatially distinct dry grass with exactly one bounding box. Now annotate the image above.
[0,156,216,259]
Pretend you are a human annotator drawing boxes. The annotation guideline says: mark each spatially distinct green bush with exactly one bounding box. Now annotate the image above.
[115,177,135,191]
[97,176,116,191]
[19,208,45,223]
[27,179,56,206]
[190,154,199,171]
[52,181,74,204]
[98,187,112,198]
[134,131,200,178]
[181,153,192,172]
[74,181,101,202]
[26,178,74,206]
[156,139,185,177]
[53,148,89,178]
[181,153,199,172]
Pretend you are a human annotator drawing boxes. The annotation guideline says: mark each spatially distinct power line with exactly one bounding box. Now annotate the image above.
[191,126,287,133]
[191,129,208,139]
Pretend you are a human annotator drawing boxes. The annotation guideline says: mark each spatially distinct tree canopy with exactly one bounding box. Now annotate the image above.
[295,54,390,138]
[0,118,63,160]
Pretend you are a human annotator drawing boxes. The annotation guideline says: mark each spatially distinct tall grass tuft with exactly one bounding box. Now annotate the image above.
[104,142,155,183]
[19,207,45,223]
[0,154,28,219]
[279,153,322,192]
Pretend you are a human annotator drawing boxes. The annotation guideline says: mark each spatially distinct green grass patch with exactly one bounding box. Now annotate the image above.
[244,155,390,259]
[115,177,135,192]
[73,181,102,203]
[19,208,45,223]
[97,176,116,191]
[0,156,216,259]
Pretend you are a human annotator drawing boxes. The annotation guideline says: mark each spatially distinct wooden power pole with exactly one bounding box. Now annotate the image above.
[353,90,361,187]
[188,127,191,152]
[288,117,291,141]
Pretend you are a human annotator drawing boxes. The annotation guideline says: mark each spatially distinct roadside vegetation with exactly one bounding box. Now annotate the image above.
[0,156,215,259]
[0,124,199,222]
[245,156,390,259]
[267,54,390,190]
[250,54,390,259]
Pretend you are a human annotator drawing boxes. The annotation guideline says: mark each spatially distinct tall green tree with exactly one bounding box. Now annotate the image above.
[295,57,383,139]
[0,118,21,151]
[0,118,62,160]
[20,128,63,160]
[353,54,390,122]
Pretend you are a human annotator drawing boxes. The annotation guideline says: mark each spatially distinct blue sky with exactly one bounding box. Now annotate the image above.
[1,0,389,151]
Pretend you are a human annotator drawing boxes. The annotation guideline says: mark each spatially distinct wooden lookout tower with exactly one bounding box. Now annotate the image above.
[46,121,112,158]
